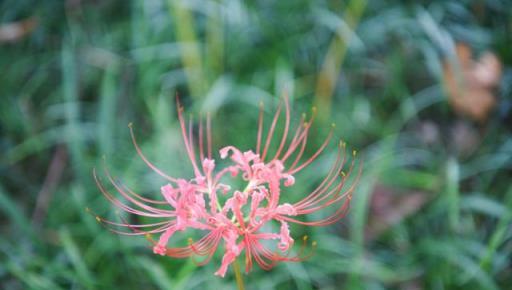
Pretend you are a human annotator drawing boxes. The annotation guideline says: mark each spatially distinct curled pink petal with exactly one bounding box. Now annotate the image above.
[278,221,293,252]
[276,203,297,216]
[283,175,295,186]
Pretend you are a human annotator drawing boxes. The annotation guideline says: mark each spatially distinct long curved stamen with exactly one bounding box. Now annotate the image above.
[288,127,310,170]
[102,164,175,216]
[94,169,173,218]
[119,182,168,205]
[283,114,306,158]
[282,160,362,226]
[280,109,316,163]
[272,94,291,160]
[293,141,346,209]
[199,115,205,162]
[89,208,174,236]
[207,112,212,159]
[261,101,282,161]
[176,97,202,177]
[256,101,264,155]
[188,114,203,178]
[288,124,334,175]
[296,157,355,213]
[129,124,178,183]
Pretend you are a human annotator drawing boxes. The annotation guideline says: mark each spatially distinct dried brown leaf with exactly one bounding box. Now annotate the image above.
[0,17,38,43]
[366,184,428,240]
[442,42,502,122]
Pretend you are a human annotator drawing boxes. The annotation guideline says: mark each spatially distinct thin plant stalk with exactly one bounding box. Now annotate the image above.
[233,258,245,290]
[314,0,367,121]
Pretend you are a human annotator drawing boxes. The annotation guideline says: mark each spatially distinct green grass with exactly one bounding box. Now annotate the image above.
[1,0,512,289]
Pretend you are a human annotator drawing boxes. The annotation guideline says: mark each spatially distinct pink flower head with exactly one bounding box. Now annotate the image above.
[92,95,360,277]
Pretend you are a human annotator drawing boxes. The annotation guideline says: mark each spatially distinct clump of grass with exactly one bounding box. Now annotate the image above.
[1,0,511,289]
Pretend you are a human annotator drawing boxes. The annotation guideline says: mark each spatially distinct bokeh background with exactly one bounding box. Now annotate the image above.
[1,0,512,289]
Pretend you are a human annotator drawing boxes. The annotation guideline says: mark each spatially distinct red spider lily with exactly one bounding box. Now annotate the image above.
[92,95,360,277]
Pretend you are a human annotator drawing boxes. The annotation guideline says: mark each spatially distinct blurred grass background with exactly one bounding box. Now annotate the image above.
[1,0,512,289]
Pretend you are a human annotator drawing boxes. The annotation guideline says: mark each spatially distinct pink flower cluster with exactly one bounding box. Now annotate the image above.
[93,96,359,277]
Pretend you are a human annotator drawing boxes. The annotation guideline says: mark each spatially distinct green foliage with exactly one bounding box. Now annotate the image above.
[1,0,511,289]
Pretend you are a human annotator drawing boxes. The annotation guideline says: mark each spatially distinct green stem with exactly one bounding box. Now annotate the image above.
[233,258,245,290]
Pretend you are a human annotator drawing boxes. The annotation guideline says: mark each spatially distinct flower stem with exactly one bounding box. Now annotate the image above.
[233,258,245,290]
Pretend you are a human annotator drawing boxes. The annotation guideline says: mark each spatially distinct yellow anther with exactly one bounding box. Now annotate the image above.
[259,101,264,108]
[128,122,133,128]
[341,171,346,177]
[311,106,317,113]
[145,233,152,240]
[188,238,194,244]
[303,235,309,241]
[312,241,317,247]
[331,123,336,128]
[85,207,90,212]
[95,216,101,222]
[352,150,357,156]
[302,113,307,119]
